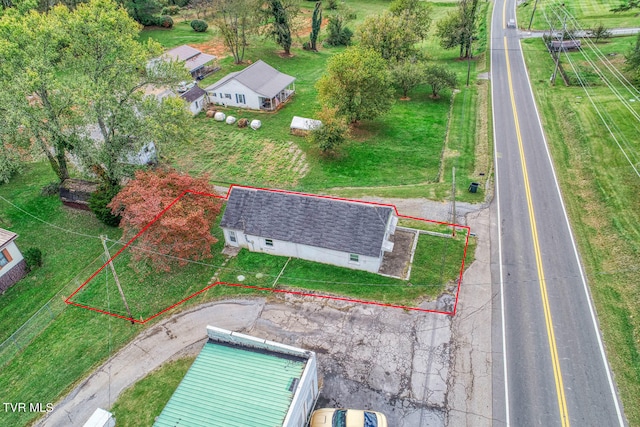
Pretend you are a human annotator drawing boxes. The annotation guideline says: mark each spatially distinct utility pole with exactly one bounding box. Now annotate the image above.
[528,0,540,31]
[101,235,134,324]
[551,11,567,86]
[451,167,456,237]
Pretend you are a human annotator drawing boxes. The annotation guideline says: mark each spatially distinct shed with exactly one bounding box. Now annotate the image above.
[220,187,397,274]
[0,228,27,292]
[205,60,295,111]
[290,116,322,136]
[180,85,207,115]
[550,40,581,52]
[59,179,99,211]
[154,326,319,427]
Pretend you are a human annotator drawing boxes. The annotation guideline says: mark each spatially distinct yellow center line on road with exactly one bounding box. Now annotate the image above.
[503,37,570,427]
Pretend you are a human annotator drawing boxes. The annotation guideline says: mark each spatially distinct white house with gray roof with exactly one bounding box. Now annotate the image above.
[220,187,397,274]
[150,45,216,79]
[205,60,295,111]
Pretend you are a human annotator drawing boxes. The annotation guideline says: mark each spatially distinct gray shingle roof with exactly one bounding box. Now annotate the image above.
[180,85,206,103]
[205,60,295,98]
[220,188,393,257]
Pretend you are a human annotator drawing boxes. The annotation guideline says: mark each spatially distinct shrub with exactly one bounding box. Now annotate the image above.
[157,15,173,28]
[89,184,122,227]
[190,19,208,32]
[41,182,59,196]
[23,248,43,272]
[173,0,189,7]
[161,5,180,15]
[325,16,352,47]
[327,0,338,10]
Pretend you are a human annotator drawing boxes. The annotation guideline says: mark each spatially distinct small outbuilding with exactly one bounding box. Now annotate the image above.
[0,228,27,293]
[180,85,207,115]
[154,326,319,427]
[220,187,397,274]
[150,45,217,80]
[290,116,322,136]
[205,60,295,111]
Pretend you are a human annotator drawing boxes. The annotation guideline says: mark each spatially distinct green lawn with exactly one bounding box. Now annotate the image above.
[139,21,217,49]
[518,0,640,30]
[521,37,640,426]
[111,356,195,427]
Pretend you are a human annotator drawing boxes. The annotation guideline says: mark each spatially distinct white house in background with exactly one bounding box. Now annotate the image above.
[220,187,397,274]
[205,60,295,111]
[154,326,319,427]
[0,228,27,293]
[151,45,217,80]
[180,85,207,115]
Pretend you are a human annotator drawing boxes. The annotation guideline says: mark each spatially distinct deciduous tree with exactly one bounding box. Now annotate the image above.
[424,64,458,98]
[435,0,478,58]
[213,0,256,64]
[588,23,612,43]
[66,0,188,187]
[626,32,640,83]
[317,47,394,123]
[109,168,222,272]
[358,11,419,62]
[324,14,352,47]
[262,0,299,55]
[307,107,349,153]
[392,60,425,99]
[389,0,433,42]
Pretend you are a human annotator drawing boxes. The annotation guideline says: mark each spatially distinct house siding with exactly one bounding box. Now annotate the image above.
[206,80,260,110]
[188,95,205,115]
[0,241,26,292]
[222,228,383,273]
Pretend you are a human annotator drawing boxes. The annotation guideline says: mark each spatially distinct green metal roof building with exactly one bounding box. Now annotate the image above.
[154,326,319,427]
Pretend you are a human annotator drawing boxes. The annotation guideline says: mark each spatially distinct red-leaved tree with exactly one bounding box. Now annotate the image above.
[109,168,222,272]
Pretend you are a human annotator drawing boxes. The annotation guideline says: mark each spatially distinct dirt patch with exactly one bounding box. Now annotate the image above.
[378,229,417,279]
[189,39,229,59]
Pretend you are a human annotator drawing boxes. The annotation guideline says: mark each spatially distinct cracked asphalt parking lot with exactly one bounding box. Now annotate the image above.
[39,208,492,427]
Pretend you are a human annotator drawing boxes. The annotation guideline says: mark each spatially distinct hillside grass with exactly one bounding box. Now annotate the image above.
[521,37,640,426]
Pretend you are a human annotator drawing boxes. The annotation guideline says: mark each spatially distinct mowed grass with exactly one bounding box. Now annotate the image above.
[521,37,640,425]
[139,21,217,49]
[518,0,640,30]
[111,356,195,427]
[162,0,489,200]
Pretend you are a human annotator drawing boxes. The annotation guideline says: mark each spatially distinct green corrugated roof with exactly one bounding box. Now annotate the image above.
[154,341,306,427]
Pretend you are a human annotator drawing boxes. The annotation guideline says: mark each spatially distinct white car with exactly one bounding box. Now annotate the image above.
[508,18,516,28]
[310,408,388,427]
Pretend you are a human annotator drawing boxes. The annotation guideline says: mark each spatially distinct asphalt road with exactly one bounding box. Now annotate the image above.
[490,1,626,426]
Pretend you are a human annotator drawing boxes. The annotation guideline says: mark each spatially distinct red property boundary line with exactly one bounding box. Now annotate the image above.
[65,185,471,323]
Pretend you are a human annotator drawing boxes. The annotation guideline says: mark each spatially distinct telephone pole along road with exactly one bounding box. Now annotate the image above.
[490,0,626,425]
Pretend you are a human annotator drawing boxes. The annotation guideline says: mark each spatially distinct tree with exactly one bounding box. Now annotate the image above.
[324,14,352,47]
[392,60,425,99]
[588,23,611,43]
[122,0,160,25]
[358,11,419,62]
[65,0,189,187]
[389,0,433,42]
[309,1,322,51]
[307,107,349,153]
[436,0,478,58]
[424,64,457,98]
[611,0,640,12]
[317,47,394,123]
[262,0,299,55]
[213,0,256,64]
[626,33,640,83]
[0,7,82,183]
[109,168,222,272]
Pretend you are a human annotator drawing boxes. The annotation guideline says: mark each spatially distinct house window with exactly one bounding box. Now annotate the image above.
[235,94,246,104]
[0,249,11,268]
[211,92,216,98]
[224,93,232,99]
[349,254,359,263]
[265,239,274,247]
[228,230,237,243]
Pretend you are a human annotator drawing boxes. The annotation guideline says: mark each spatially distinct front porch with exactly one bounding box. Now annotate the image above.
[259,84,295,111]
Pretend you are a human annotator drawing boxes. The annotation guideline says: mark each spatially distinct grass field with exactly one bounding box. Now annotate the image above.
[518,0,640,31]
[521,37,640,426]
[111,356,195,427]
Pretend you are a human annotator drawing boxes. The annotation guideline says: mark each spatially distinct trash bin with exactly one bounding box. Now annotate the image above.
[468,182,479,193]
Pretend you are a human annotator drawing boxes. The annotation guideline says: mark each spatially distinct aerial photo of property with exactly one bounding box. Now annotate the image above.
[0,0,638,426]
